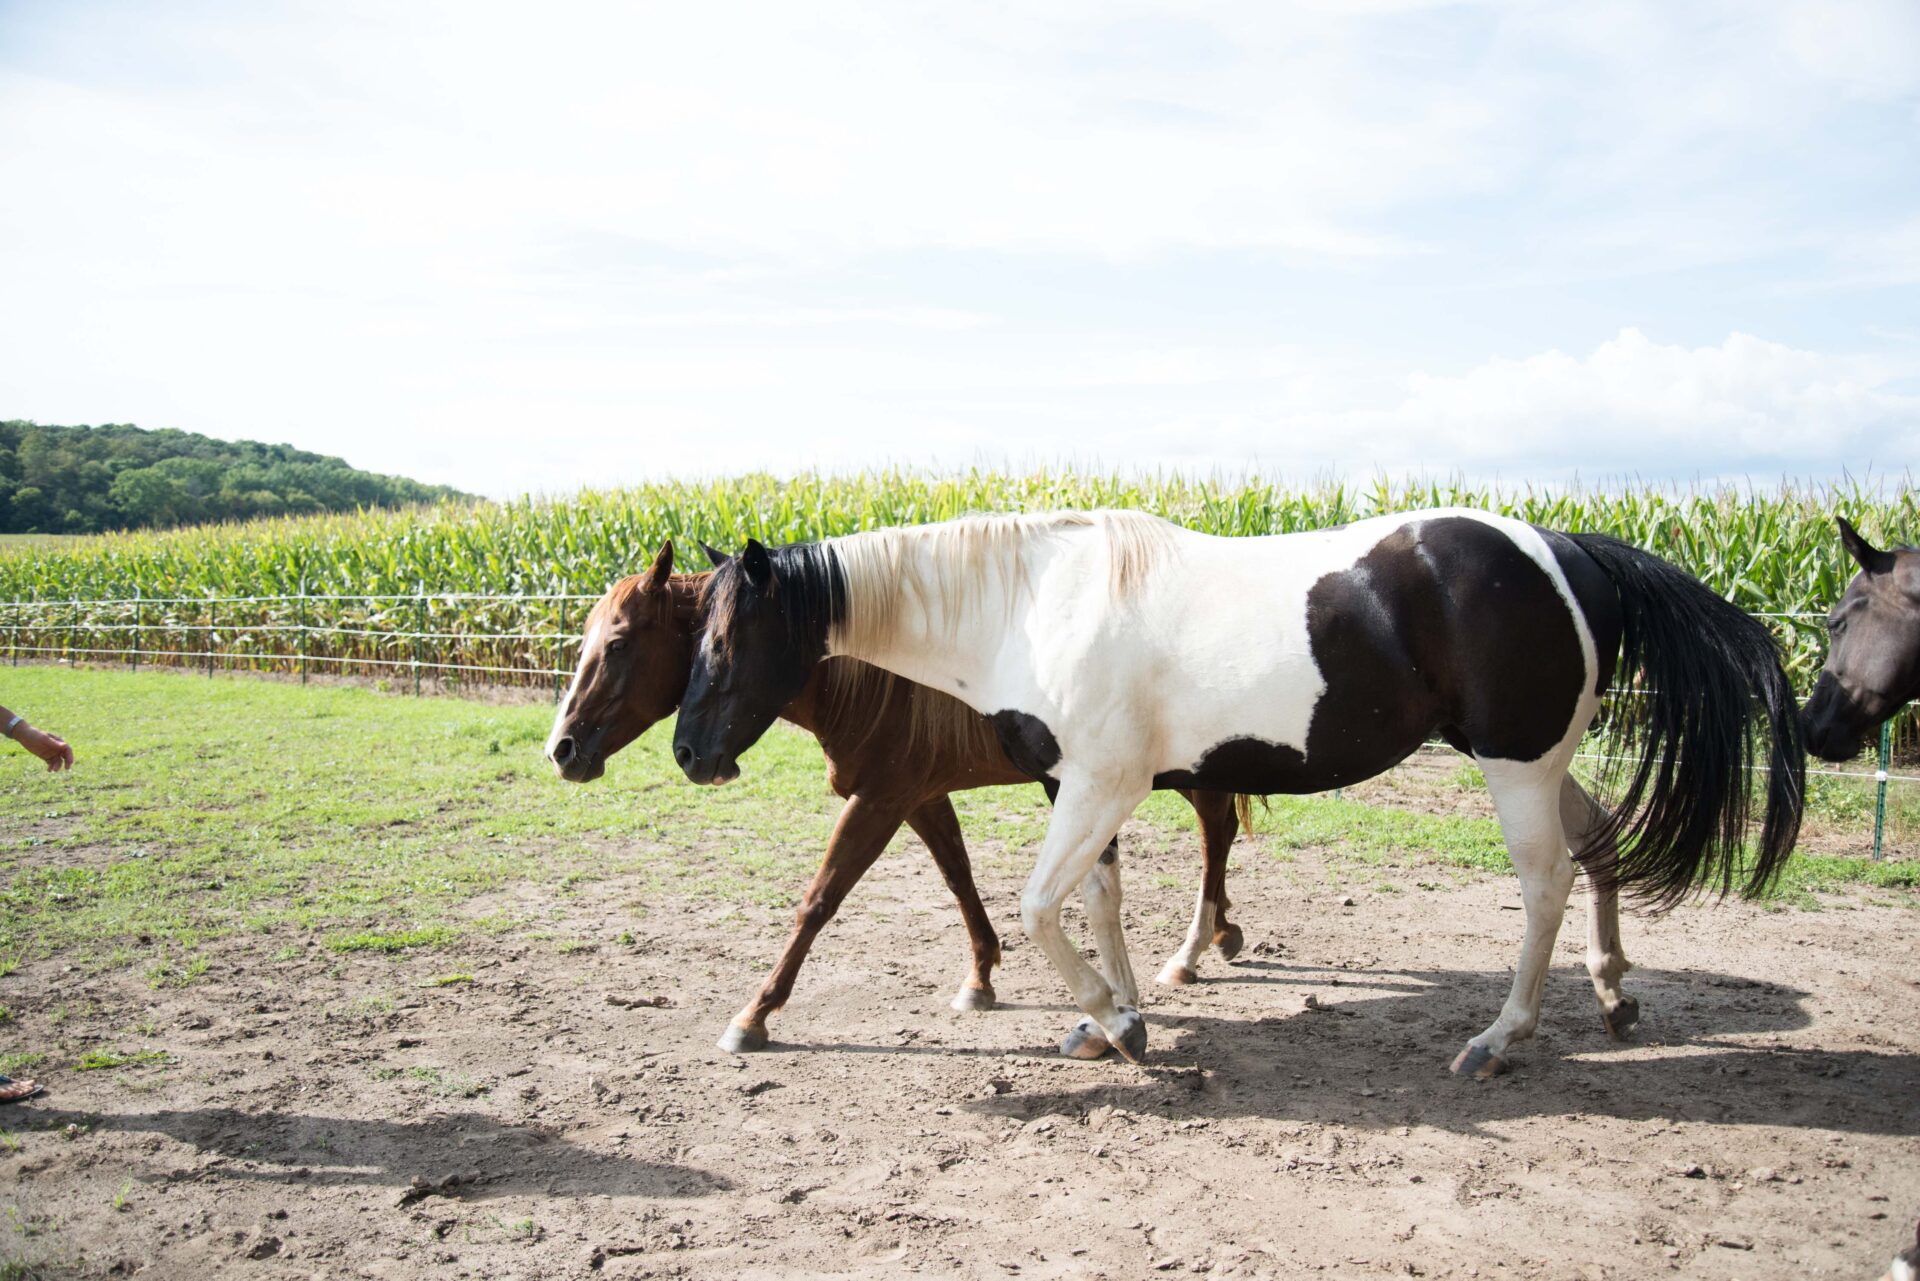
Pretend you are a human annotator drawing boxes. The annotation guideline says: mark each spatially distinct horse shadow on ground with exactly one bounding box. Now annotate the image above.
[12,1105,731,1201]
[818,958,1920,1140]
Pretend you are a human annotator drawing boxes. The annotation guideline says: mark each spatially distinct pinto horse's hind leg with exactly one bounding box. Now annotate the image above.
[1021,773,1153,1063]
[719,791,907,1053]
[1158,790,1242,986]
[904,797,1003,1013]
[1451,757,1578,1080]
[1560,776,1638,1037]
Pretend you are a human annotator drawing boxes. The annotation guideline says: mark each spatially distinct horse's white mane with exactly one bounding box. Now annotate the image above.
[829,509,1175,655]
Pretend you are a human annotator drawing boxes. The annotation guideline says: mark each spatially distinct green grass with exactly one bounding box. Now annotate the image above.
[72,1048,169,1072]
[326,925,459,954]
[1,668,1913,981]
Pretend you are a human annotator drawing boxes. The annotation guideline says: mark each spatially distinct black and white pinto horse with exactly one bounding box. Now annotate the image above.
[673,509,1804,1076]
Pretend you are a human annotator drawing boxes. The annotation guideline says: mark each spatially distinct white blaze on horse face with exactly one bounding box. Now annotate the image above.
[545,616,606,759]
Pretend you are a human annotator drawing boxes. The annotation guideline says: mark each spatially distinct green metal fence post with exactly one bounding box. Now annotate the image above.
[297,575,308,685]
[131,586,140,674]
[413,582,425,696]
[554,599,567,703]
[207,597,216,678]
[1873,720,1890,862]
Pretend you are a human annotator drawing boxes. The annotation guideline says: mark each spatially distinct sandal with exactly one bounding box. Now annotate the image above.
[0,1074,43,1104]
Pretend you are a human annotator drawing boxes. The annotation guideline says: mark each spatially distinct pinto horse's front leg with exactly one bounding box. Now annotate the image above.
[1059,837,1137,1059]
[1021,773,1152,1063]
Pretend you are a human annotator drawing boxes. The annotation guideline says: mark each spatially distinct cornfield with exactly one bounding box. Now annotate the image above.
[1,470,1910,716]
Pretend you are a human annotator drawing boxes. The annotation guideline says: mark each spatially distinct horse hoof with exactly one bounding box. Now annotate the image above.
[1213,923,1245,962]
[1600,994,1640,1040]
[1449,1044,1508,1080]
[1109,1008,1149,1064]
[1156,962,1198,987]
[1059,1018,1112,1060]
[951,984,996,1013]
[717,1022,769,1054]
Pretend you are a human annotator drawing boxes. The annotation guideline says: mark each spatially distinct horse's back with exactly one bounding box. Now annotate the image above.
[1094,510,1616,790]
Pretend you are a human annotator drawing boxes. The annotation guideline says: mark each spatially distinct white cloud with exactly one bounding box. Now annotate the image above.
[1232,329,1920,480]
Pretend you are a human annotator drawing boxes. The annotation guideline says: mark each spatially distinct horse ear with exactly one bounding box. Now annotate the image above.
[1838,516,1895,575]
[742,538,773,587]
[641,539,673,591]
[699,540,730,569]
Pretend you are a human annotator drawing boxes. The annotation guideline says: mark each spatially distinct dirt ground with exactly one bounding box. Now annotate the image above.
[4,778,1918,1280]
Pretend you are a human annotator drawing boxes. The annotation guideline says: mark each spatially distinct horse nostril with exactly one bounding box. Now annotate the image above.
[674,743,695,772]
[552,736,576,767]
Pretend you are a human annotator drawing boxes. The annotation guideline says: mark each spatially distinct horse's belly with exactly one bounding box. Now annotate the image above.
[1150,730,1424,795]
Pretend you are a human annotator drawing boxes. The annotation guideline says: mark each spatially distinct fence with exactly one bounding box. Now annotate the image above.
[8,591,1909,860]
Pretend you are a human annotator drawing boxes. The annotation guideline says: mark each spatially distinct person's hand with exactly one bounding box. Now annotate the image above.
[18,727,73,772]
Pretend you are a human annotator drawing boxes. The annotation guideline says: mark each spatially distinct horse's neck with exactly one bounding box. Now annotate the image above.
[827,533,1016,697]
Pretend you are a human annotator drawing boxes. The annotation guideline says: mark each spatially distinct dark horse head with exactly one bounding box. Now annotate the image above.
[1802,517,1920,762]
[672,538,843,785]
[545,541,700,783]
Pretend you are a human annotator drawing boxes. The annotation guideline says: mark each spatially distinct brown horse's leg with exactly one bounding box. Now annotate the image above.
[1157,789,1243,986]
[720,791,907,1053]
[905,796,1003,1012]
[1204,793,1244,959]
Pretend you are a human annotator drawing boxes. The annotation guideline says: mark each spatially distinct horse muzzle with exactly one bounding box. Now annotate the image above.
[673,741,739,786]
[548,728,608,783]
[1799,675,1872,763]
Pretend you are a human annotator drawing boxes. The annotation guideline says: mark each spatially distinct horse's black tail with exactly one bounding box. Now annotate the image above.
[1567,533,1805,908]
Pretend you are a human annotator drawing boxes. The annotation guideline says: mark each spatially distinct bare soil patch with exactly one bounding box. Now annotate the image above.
[4,813,1917,1280]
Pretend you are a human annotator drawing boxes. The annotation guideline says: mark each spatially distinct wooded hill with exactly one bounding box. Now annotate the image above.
[0,421,469,533]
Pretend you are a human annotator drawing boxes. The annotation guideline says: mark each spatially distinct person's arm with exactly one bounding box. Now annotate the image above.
[0,704,73,772]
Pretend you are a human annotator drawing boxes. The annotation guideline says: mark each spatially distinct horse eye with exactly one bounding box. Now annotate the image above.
[608,637,628,653]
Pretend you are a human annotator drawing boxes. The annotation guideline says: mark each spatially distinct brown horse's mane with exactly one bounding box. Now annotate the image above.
[813,656,1004,765]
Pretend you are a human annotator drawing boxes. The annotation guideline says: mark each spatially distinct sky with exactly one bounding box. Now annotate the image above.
[2,0,1918,498]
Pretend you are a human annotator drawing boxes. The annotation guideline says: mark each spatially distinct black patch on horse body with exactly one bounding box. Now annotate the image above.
[1160,517,1599,795]
[1153,736,1311,792]
[990,709,1062,780]
[1314,516,1589,765]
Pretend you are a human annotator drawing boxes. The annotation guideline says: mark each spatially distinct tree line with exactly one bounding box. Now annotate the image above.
[0,421,469,534]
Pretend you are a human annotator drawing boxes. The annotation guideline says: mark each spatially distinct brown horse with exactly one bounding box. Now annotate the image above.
[1802,517,1920,762]
[544,540,1249,1054]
